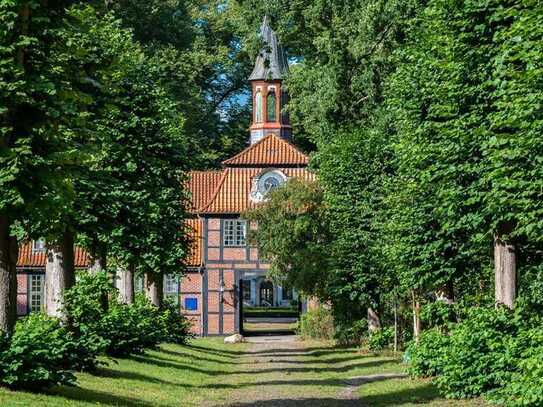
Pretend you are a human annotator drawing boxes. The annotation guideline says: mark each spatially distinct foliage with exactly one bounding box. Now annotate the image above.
[492,327,543,407]
[406,328,450,378]
[99,296,165,357]
[0,314,76,388]
[159,298,194,345]
[334,319,368,346]
[368,327,394,351]
[64,273,192,358]
[434,307,518,399]
[298,307,335,341]
[420,301,455,330]
[245,179,331,298]
[107,0,255,169]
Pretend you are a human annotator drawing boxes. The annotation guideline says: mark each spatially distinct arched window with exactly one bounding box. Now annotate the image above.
[267,89,277,122]
[255,89,263,123]
[281,90,289,122]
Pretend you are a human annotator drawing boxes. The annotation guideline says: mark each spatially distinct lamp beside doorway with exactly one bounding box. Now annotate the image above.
[219,277,225,303]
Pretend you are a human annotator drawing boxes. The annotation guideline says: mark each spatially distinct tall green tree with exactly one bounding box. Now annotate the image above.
[0,0,78,329]
[245,179,331,299]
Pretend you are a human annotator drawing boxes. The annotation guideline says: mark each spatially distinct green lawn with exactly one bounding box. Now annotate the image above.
[359,374,487,406]
[0,338,485,406]
[0,339,248,407]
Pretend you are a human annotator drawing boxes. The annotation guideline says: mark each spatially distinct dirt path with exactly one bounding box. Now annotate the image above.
[220,336,405,407]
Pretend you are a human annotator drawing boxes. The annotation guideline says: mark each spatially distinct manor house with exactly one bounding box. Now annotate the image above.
[15,17,313,336]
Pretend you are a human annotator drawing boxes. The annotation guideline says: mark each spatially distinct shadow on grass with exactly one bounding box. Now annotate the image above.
[94,366,183,386]
[361,380,442,406]
[264,355,372,365]
[228,398,363,406]
[47,386,156,407]
[130,354,234,378]
[186,343,245,358]
[246,348,358,358]
[232,359,394,375]
[159,347,232,364]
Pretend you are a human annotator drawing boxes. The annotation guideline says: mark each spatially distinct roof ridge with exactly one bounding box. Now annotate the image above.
[222,133,308,166]
[196,168,229,212]
[190,169,223,174]
[222,135,271,165]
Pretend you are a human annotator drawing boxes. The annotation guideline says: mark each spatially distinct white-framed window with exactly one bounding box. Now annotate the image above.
[32,239,46,253]
[164,274,179,305]
[223,220,246,247]
[255,88,263,123]
[164,274,178,294]
[29,274,44,313]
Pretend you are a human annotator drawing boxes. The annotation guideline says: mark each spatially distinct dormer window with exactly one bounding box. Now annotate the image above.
[267,89,277,122]
[255,89,263,123]
[32,239,46,253]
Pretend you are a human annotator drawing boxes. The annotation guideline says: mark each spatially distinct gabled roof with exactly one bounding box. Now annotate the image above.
[187,170,223,212]
[198,167,314,214]
[186,218,202,267]
[17,221,203,269]
[222,134,308,167]
[17,243,88,268]
[249,16,289,81]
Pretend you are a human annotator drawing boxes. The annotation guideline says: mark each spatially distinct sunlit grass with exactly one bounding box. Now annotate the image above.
[0,338,247,407]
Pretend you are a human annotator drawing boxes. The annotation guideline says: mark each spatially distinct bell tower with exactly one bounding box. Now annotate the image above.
[249,16,292,145]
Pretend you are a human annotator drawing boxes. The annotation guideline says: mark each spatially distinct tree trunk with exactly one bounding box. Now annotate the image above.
[367,307,381,333]
[117,265,134,304]
[494,222,516,310]
[45,229,75,319]
[393,301,398,353]
[144,272,163,308]
[88,241,107,275]
[412,290,422,343]
[0,215,18,334]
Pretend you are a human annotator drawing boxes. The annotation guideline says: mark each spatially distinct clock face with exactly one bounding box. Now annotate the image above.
[250,170,286,202]
[262,174,281,193]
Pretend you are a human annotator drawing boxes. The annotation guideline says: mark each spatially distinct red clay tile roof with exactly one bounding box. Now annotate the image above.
[187,170,223,212]
[222,134,309,167]
[198,167,314,214]
[17,243,88,268]
[186,218,203,267]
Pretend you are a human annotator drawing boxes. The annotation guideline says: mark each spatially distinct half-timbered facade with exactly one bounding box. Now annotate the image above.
[15,17,311,336]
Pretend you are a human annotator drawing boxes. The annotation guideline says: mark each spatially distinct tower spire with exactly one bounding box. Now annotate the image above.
[249,16,291,145]
[249,16,289,81]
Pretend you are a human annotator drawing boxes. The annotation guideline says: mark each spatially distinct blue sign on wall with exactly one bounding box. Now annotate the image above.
[185,297,198,311]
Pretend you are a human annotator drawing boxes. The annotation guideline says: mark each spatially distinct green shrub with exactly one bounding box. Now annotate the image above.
[64,273,192,358]
[159,298,194,345]
[435,306,518,399]
[0,314,76,388]
[406,328,449,377]
[99,294,164,356]
[299,306,334,340]
[334,319,367,345]
[491,327,543,407]
[421,301,455,329]
[368,327,394,351]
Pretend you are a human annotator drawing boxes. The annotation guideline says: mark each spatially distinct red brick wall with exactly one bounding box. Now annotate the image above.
[180,272,203,335]
[222,248,246,261]
[208,230,220,247]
